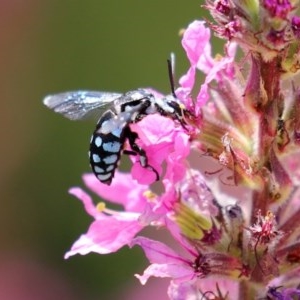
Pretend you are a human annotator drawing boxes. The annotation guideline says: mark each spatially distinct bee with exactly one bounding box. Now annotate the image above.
[43,88,190,185]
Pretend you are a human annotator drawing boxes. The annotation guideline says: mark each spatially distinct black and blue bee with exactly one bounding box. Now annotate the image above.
[43,88,190,185]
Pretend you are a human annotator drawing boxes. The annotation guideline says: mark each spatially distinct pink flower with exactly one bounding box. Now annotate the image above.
[61,1,300,298]
[130,236,241,298]
[65,172,150,258]
[178,20,212,110]
[130,114,190,185]
[178,20,236,113]
[131,237,198,284]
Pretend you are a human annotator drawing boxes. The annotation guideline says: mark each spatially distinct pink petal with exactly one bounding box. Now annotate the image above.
[138,201,164,225]
[168,280,199,300]
[68,187,98,218]
[130,143,165,184]
[129,115,182,185]
[131,163,161,185]
[174,132,190,158]
[197,277,240,297]
[196,84,209,108]
[65,217,143,258]
[135,263,193,285]
[82,172,148,212]
[182,20,211,66]
[165,218,198,257]
[178,66,196,90]
[131,115,176,145]
[226,41,237,60]
[204,57,233,83]
[164,133,190,183]
[158,181,177,212]
[174,87,194,110]
[131,237,188,264]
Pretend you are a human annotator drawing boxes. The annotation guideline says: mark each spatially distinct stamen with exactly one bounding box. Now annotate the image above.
[96,202,106,212]
[174,203,213,240]
[143,190,157,201]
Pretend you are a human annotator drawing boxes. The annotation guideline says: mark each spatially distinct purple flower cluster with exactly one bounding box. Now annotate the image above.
[66,1,300,299]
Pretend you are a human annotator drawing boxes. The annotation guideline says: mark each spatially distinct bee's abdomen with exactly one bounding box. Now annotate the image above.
[89,111,125,185]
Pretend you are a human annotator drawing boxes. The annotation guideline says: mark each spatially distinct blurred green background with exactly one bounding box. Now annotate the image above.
[1,1,209,299]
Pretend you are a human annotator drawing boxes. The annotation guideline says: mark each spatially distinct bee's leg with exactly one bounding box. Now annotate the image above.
[123,150,137,156]
[124,127,159,181]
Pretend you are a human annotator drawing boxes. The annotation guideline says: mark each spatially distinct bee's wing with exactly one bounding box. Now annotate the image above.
[43,91,122,120]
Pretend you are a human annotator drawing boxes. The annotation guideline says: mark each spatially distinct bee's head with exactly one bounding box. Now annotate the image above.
[160,95,193,128]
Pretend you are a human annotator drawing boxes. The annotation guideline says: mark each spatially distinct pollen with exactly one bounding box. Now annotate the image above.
[96,202,106,212]
[179,103,186,110]
[143,190,157,201]
[214,53,223,61]
[178,28,186,37]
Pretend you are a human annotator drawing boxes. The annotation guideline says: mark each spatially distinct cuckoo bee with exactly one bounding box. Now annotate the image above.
[43,88,189,185]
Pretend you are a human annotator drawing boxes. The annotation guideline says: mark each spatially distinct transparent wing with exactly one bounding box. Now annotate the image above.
[43,91,122,120]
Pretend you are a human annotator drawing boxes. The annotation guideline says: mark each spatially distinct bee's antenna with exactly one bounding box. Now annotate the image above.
[167,53,177,98]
